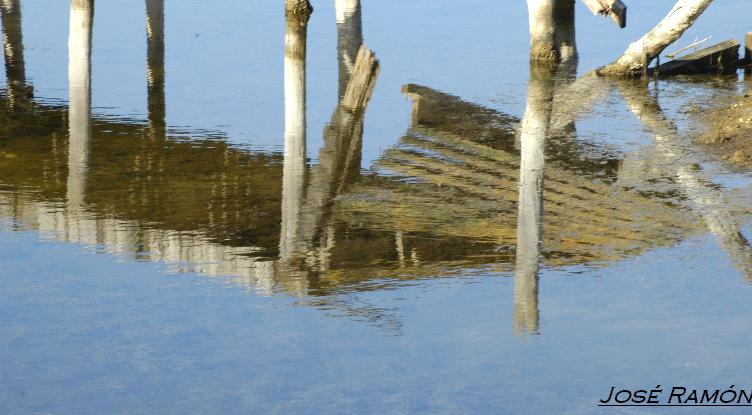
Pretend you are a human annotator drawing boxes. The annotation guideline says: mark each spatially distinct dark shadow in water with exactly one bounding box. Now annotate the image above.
[0,0,31,109]
[146,0,165,135]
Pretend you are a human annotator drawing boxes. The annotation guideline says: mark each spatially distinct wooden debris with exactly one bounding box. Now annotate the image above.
[581,0,627,28]
[657,39,740,76]
[665,36,712,59]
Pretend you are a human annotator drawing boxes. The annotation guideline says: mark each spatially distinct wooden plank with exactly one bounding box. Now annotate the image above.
[657,39,740,76]
[581,0,627,28]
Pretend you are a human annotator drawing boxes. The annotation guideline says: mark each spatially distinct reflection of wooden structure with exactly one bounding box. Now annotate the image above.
[0,84,703,297]
[336,85,700,271]
[0,0,703,301]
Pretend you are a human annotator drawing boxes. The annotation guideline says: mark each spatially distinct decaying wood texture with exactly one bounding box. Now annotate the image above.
[657,39,739,76]
[581,0,627,28]
[285,0,312,18]
[599,0,714,77]
[527,0,577,63]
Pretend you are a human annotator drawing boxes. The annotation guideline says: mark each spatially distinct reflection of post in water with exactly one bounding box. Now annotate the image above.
[279,13,310,262]
[515,2,578,334]
[67,0,94,214]
[0,0,30,108]
[553,0,576,63]
[615,80,752,281]
[296,46,379,264]
[335,0,362,98]
[279,44,379,274]
[145,0,165,133]
[514,64,557,335]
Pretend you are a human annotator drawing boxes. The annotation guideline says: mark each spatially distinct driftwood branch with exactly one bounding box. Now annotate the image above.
[599,0,714,77]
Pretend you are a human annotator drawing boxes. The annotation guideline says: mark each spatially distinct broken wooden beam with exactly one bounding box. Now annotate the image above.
[657,39,740,76]
[581,0,627,28]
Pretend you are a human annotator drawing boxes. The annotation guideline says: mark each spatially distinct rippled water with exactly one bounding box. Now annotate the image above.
[2,0,752,413]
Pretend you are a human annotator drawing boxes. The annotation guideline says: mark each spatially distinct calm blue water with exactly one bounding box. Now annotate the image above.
[2,1,752,414]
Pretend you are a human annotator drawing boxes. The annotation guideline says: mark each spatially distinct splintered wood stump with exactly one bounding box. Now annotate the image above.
[581,0,627,28]
[340,45,380,112]
[657,39,740,76]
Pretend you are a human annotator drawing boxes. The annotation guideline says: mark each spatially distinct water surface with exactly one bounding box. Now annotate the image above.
[2,0,752,413]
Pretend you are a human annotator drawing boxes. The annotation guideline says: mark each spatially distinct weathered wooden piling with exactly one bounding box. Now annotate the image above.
[285,0,312,18]
[745,32,752,66]
[527,0,557,62]
[527,0,577,63]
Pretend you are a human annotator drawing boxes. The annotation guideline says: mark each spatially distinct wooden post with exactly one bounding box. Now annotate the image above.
[285,0,312,18]
[527,0,557,62]
[527,0,578,63]
[745,32,752,66]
